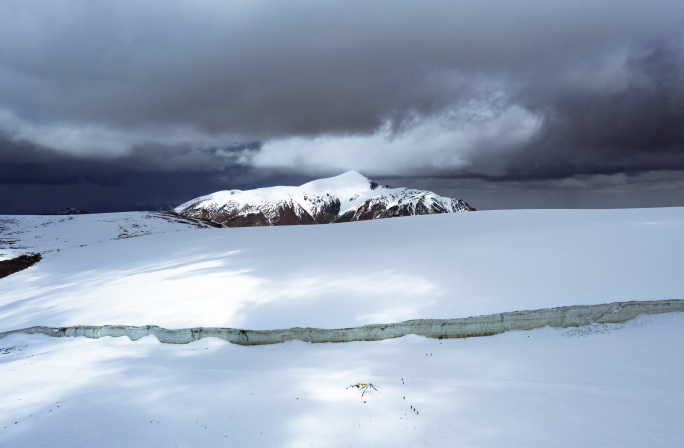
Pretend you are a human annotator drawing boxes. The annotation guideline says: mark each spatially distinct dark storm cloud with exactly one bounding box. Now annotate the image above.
[498,43,684,180]
[0,136,303,214]
[2,1,682,138]
[379,170,684,210]
[254,38,684,179]
[1,0,684,212]
[0,133,259,184]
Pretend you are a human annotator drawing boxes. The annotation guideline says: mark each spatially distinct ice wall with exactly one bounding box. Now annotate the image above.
[2,299,682,345]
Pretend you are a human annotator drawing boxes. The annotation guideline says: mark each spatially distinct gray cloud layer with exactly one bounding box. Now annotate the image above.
[1,0,683,212]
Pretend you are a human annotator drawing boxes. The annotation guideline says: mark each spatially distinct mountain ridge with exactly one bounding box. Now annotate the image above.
[174,171,475,227]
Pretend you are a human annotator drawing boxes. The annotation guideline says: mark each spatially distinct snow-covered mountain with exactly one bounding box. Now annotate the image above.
[174,171,475,227]
[52,208,89,215]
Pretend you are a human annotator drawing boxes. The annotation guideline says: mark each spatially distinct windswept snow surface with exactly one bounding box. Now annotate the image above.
[0,211,217,260]
[1,314,683,447]
[1,207,683,330]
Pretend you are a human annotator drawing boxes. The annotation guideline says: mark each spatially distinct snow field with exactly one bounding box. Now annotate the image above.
[1,313,683,447]
[2,207,684,331]
[0,212,212,257]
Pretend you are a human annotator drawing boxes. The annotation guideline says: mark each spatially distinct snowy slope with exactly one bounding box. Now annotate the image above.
[0,211,220,261]
[174,171,474,226]
[1,207,683,331]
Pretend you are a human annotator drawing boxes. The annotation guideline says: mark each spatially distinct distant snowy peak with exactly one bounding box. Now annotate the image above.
[53,208,89,215]
[175,171,475,227]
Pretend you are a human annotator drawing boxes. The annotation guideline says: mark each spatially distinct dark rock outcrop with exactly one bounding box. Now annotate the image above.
[0,253,42,279]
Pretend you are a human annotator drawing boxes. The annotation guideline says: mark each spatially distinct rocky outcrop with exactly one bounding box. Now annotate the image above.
[335,195,473,222]
[53,208,89,215]
[0,253,42,279]
[2,299,682,345]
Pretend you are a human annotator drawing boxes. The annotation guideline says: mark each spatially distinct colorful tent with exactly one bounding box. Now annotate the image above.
[349,382,379,397]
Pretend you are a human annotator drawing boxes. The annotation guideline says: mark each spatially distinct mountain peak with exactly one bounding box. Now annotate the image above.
[299,171,377,196]
[175,172,474,227]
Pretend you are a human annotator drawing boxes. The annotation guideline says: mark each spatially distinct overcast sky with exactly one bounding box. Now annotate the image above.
[1,0,684,213]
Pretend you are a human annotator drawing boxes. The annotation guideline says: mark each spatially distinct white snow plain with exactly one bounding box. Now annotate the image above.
[2,207,684,447]
[0,211,215,260]
[1,207,683,330]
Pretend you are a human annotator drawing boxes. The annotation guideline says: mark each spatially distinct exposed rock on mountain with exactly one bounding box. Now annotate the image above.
[53,208,89,215]
[175,171,474,227]
[0,253,42,279]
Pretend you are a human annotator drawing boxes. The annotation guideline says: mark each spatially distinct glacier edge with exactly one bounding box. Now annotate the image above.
[2,299,682,345]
